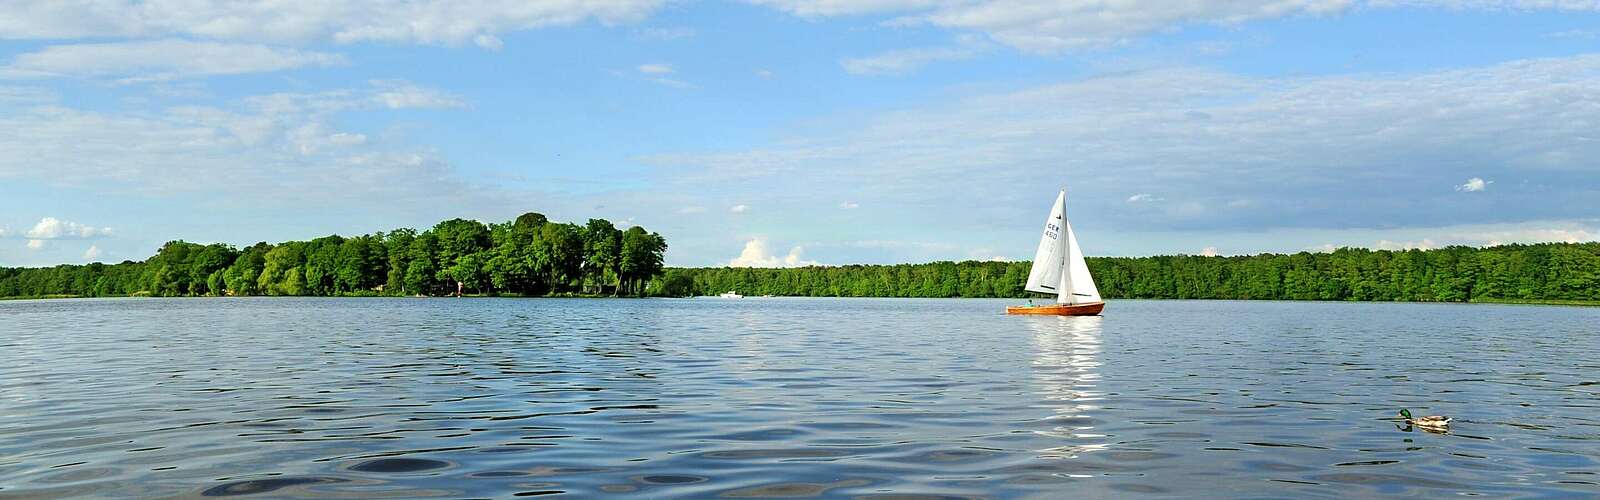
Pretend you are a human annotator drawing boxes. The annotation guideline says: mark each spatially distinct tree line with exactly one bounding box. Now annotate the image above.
[0,212,667,298]
[649,242,1600,303]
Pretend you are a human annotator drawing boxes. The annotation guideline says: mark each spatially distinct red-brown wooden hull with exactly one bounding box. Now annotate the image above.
[1006,302,1105,316]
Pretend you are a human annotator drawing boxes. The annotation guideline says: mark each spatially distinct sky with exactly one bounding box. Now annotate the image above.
[1,1,1598,268]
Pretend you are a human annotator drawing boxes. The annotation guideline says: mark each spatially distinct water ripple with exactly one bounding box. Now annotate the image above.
[0,297,1596,497]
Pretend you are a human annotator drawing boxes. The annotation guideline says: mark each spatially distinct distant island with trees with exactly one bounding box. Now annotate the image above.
[0,212,667,299]
[3,225,1596,305]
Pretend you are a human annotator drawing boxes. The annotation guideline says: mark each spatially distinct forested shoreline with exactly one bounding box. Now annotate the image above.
[5,239,1597,304]
[653,243,1599,303]
[0,213,667,298]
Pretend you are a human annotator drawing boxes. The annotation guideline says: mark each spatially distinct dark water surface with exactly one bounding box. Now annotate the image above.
[2,298,1597,498]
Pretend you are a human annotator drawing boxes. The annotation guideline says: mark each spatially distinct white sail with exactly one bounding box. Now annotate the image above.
[1062,220,1101,304]
[1024,191,1068,295]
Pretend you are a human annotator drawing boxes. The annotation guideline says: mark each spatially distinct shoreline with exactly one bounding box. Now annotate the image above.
[6,294,1597,307]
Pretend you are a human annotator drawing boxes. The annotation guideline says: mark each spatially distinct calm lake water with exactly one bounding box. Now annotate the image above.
[2,298,1597,498]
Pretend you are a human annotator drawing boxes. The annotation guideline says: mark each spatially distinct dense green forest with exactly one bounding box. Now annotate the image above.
[0,212,667,298]
[651,243,1600,303]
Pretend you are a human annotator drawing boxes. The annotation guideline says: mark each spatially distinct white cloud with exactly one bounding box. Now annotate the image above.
[0,1,669,46]
[1456,177,1491,192]
[755,69,775,80]
[632,65,695,88]
[1199,246,1220,257]
[1375,238,1439,251]
[840,201,859,209]
[25,217,110,239]
[370,79,467,109]
[0,80,492,212]
[757,0,1354,53]
[677,206,707,214]
[728,237,820,267]
[730,204,749,213]
[26,239,45,250]
[0,40,344,82]
[841,37,987,75]
[474,34,505,50]
[0,85,58,104]
[1446,224,1596,246]
[638,63,673,74]
[1126,193,1161,203]
[641,55,1600,234]
[966,247,1009,261]
[83,244,102,261]
[752,1,1600,53]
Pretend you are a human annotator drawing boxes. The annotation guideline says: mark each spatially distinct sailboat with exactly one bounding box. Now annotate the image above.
[1007,189,1105,316]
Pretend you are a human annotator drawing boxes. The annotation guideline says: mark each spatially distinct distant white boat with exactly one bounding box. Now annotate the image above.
[719,291,744,299]
[1007,188,1105,316]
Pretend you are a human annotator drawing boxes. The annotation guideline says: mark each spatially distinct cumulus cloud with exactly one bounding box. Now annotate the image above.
[729,237,820,267]
[1199,246,1221,257]
[26,239,44,250]
[1456,177,1491,192]
[966,247,1009,261]
[83,244,102,261]
[0,40,345,82]
[0,1,669,46]
[25,217,110,239]
[1375,238,1439,251]
[730,204,749,213]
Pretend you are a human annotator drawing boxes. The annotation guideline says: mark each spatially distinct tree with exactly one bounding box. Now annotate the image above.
[0,209,688,300]
[618,227,667,296]
[582,218,622,294]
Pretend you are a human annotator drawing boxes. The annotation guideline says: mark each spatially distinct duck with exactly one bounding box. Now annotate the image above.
[1399,409,1451,429]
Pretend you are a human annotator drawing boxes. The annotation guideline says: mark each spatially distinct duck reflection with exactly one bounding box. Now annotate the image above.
[1025,315,1107,459]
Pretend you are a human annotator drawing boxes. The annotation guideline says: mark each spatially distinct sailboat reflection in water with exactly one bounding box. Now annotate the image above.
[1026,315,1107,459]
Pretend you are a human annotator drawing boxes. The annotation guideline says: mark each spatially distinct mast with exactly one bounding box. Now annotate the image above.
[1056,187,1073,303]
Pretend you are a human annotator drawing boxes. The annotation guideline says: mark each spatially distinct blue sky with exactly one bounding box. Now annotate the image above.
[2,1,1598,267]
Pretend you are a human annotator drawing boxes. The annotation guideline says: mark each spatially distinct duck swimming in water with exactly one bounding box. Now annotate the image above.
[1399,409,1451,429]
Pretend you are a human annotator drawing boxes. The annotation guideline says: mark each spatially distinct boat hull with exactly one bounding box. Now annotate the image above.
[1006,302,1104,316]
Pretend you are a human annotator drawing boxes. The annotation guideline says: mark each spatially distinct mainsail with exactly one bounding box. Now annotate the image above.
[1024,191,1068,295]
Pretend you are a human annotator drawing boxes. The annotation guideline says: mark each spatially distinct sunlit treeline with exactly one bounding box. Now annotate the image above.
[651,243,1600,302]
[0,213,667,298]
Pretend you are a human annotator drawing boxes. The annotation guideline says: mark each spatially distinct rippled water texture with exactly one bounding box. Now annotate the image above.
[2,298,1598,498]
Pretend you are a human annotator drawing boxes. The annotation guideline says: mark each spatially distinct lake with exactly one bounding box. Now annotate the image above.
[1,297,1597,498]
